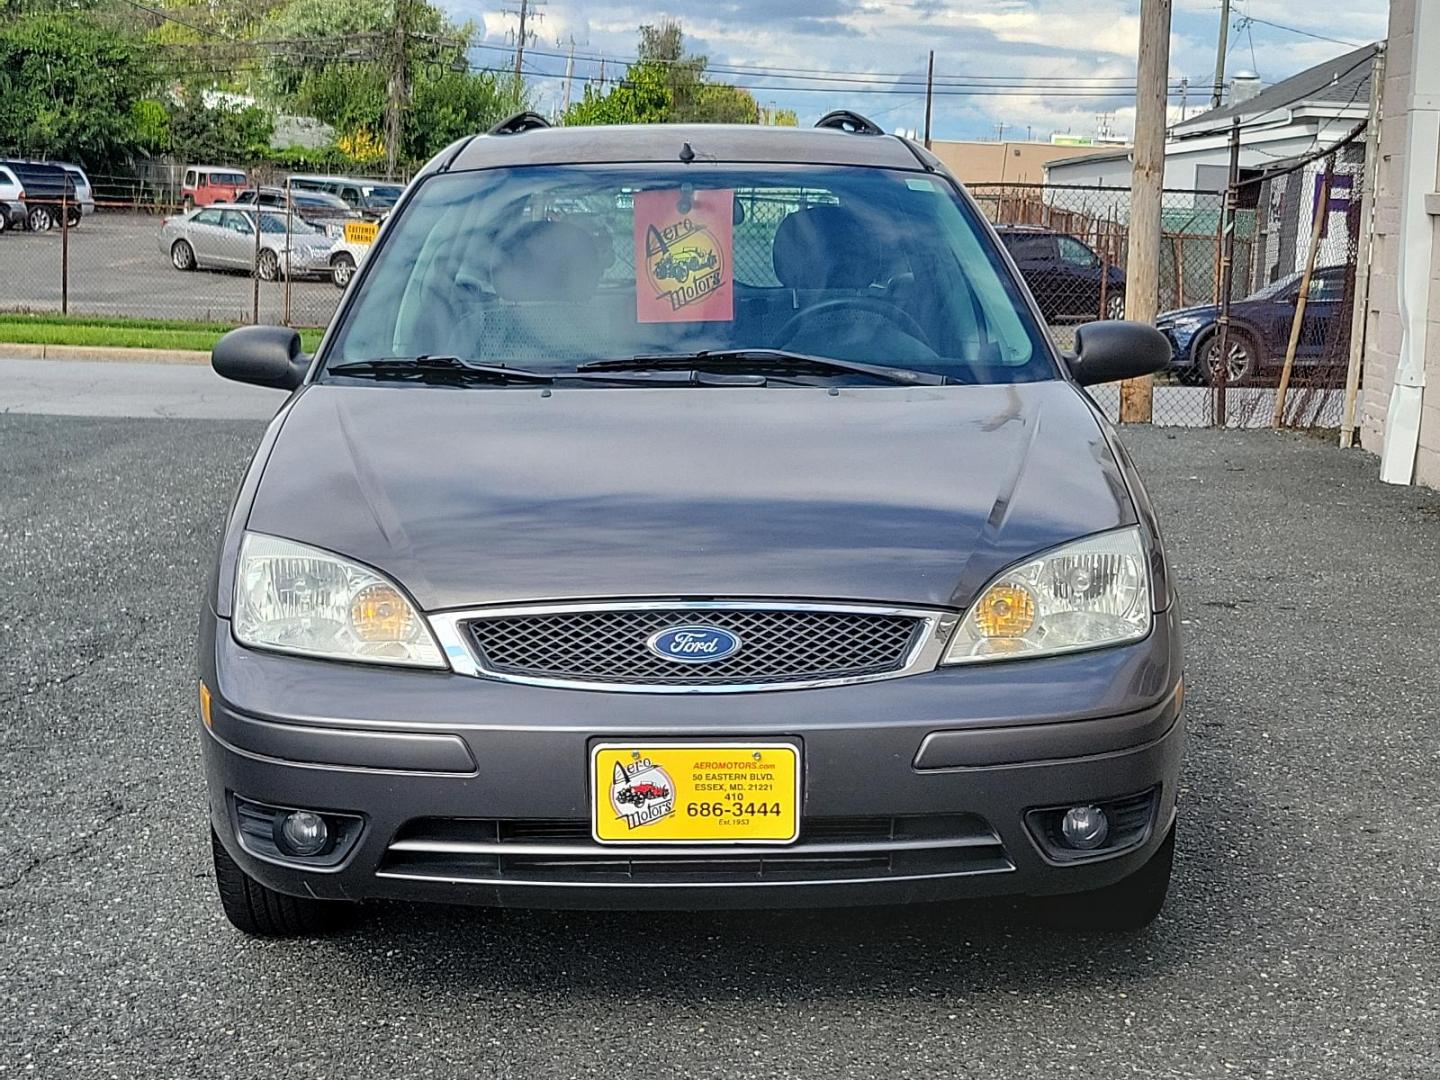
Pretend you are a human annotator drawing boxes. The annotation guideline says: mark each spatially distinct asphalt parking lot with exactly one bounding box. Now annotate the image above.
[0,212,341,326]
[1,406,1437,1078]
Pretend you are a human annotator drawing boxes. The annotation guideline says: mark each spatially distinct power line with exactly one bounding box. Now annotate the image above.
[1232,10,1364,49]
[112,0,236,41]
[469,41,1174,87]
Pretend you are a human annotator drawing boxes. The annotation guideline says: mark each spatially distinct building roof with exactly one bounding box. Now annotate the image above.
[1172,42,1379,136]
[1042,147,1131,169]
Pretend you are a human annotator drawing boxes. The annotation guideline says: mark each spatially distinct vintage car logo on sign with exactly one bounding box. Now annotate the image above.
[646,626,742,663]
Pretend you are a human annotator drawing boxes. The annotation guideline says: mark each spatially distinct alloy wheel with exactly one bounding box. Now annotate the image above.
[27,206,53,231]
[171,240,195,271]
[1205,334,1254,384]
[1105,293,1126,320]
[257,249,280,282]
[331,253,356,288]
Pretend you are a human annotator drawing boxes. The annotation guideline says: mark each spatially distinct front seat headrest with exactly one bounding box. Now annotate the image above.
[772,205,882,291]
[489,219,602,302]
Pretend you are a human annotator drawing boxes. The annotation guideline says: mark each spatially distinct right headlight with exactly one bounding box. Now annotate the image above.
[943,526,1152,664]
[233,532,444,668]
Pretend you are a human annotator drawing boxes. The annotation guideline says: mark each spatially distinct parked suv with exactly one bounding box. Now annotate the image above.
[288,174,405,218]
[997,225,1126,323]
[55,163,96,220]
[0,160,78,231]
[181,166,248,210]
[203,113,1180,939]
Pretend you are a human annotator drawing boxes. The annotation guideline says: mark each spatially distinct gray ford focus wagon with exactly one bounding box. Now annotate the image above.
[200,111,1182,937]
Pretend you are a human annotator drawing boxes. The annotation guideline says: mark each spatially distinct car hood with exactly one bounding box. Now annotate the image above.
[1157,304,1218,324]
[245,381,1135,611]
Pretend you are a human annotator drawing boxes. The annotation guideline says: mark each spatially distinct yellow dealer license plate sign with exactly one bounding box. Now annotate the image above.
[591,742,799,845]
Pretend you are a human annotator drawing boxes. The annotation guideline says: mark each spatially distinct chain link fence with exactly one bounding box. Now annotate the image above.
[0,167,372,331]
[971,153,1364,428]
[3,158,1364,430]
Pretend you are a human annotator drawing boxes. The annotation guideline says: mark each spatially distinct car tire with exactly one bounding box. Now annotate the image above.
[1104,291,1126,320]
[27,206,54,232]
[211,828,354,938]
[256,248,280,282]
[331,251,356,289]
[0,209,7,235]
[1195,327,1259,386]
[1032,823,1175,932]
[65,207,81,228]
[171,239,196,271]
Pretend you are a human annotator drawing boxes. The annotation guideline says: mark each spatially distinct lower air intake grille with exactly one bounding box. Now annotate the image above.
[379,815,1012,885]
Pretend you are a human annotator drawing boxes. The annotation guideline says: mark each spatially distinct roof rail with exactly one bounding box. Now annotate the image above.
[488,112,552,136]
[814,110,885,136]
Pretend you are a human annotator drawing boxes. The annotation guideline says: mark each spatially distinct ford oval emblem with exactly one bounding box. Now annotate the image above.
[646,625,742,663]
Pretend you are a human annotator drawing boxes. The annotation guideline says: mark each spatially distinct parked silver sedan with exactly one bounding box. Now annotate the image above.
[159,203,337,280]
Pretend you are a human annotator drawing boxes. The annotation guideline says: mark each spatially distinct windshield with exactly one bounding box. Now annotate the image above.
[324,164,1054,384]
[257,211,321,235]
[1249,272,1301,301]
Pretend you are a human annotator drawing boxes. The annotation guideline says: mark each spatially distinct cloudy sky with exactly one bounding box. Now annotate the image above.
[440,0,1387,141]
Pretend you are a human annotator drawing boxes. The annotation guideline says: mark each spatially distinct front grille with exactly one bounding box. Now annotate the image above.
[378,815,1013,885]
[465,606,925,687]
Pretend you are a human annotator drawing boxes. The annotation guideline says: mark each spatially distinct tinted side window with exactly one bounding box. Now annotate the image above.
[1309,271,1347,302]
[1003,234,1057,262]
[184,170,197,187]
[1057,236,1097,267]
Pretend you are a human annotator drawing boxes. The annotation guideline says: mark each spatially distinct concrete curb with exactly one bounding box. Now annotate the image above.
[0,342,210,364]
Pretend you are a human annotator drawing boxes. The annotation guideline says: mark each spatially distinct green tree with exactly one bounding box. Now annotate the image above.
[0,12,153,168]
[561,19,759,127]
[406,69,528,160]
[166,97,276,162]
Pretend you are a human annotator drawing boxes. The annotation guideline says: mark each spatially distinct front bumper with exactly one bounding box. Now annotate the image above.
[200,606,1184,911]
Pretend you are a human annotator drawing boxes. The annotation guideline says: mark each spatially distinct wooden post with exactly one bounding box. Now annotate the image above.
[1121,0,1172,422]
[1273,159,1333,427]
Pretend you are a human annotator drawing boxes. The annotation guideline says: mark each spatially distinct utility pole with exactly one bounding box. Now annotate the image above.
[561,36,575,113]
[1211,0,1231,109]
[384,0,410,180]
[509,0,542,78]
[1179,76,1188,121]
[995,121,1005,142]
[923,50,935,149]
[1120,0,1172,423]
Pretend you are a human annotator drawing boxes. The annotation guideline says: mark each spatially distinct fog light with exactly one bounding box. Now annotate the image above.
[1060,805,1109,850]
[277,810,330,856]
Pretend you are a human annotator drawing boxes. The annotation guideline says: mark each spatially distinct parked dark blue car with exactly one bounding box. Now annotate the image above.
[1157,265,1351,385]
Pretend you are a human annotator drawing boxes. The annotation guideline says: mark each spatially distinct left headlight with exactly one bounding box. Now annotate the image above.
[943,526,1152,664]
[233,532,445,668]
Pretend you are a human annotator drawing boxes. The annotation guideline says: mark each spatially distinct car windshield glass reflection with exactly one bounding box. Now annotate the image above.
[325,165,1055,385]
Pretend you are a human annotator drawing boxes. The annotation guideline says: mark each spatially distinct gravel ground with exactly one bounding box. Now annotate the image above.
[0,416,1436,1078]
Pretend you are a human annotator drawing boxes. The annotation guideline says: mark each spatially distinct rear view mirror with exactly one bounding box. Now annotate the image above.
[1066,320,1171,387]
[212,325,308,390]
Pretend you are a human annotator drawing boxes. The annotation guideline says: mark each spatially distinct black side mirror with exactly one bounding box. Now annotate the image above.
[1066,320,1171,387]
[212,325,308,390]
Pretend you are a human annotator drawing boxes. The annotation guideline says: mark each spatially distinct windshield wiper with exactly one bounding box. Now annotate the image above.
[327,356,558,383]
[576,349,953,386]
[325,355,767,387]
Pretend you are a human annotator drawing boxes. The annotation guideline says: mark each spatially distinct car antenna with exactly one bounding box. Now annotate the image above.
[679,142,696,164]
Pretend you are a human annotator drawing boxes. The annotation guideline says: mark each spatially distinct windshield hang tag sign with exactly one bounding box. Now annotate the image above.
[634,188,734,323]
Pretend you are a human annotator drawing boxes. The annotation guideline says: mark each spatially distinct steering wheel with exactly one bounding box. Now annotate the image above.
[776,295,929,351]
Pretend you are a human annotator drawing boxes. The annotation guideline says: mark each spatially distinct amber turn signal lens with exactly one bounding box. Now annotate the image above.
[350,583,415,641]
[972,583,1036,638]
[198,681,212,728]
